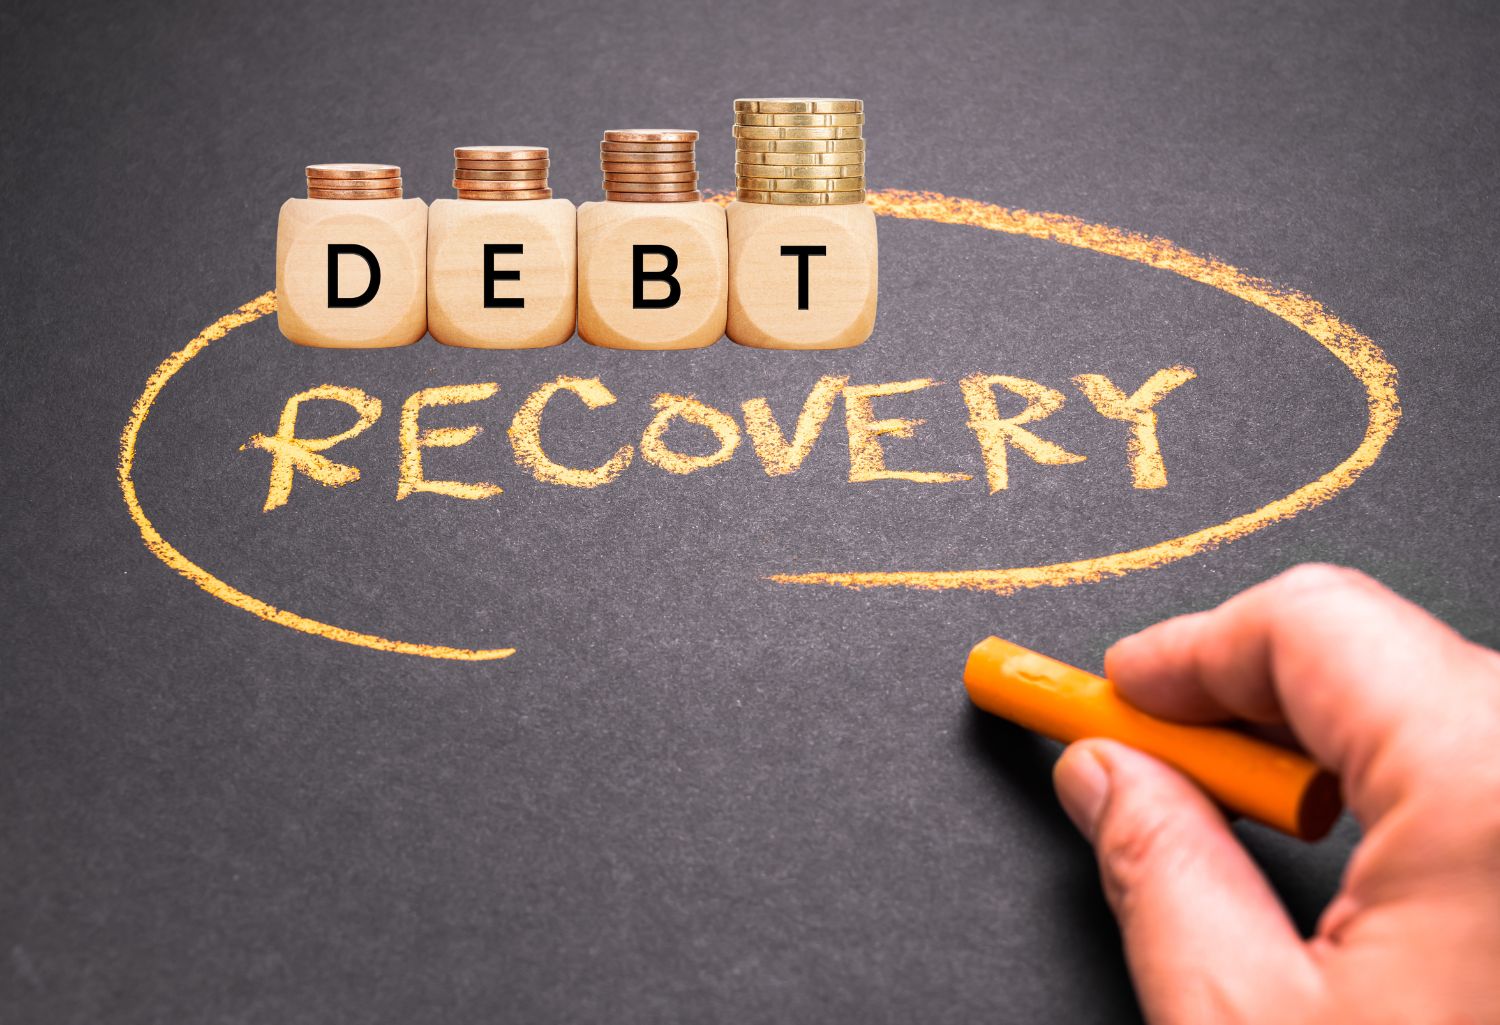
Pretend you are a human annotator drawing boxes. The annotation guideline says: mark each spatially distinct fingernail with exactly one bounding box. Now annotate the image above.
[1054,744,1111,842]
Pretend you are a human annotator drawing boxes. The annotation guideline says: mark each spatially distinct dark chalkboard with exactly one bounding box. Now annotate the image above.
[4,1,1498,1021]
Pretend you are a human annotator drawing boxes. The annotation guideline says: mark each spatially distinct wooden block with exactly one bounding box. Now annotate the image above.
[577,200,727,350]
[725,200,877,350]
[275,198,428,348]
[427,198,577,349]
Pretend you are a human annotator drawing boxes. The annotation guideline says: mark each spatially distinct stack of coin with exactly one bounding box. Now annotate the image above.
[732,99,865,205]
[600,130,701,202]
[453,146,552,200]
[305,164,403,199]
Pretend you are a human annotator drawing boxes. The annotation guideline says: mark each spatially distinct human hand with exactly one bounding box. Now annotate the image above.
[1052,565,1500,1024]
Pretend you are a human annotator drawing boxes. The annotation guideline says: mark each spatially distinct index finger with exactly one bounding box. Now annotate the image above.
[1105,564,1497,823]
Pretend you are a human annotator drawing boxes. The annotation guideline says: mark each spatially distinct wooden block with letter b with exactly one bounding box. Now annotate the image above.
[275,164,428,348]
[578,130,727,350]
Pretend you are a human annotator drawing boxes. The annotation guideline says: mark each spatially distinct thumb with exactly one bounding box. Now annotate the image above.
[1054,739,1322,1024]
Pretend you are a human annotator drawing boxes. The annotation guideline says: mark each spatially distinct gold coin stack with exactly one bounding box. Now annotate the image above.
[453,146,552,200]
[305,163,403,199]
[732,99,865,205]
[600,130,701,202]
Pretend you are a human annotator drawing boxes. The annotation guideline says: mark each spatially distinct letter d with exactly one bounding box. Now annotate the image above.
[327,244,381,308]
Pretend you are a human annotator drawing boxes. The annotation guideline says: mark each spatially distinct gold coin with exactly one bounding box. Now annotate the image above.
[306,163,400,179]
[453,178,549,190]
[454,167,550,181]
[604,129,699,143]
[737,176,864,192]
[735,112,864,127]
[734,98,862,114]
[601,171,698,183]
[735,162,861,178]
[454,145,548,161]
[601,161,697,174]
[732,125,863,140]
[734,138,864,154]
[735,188,865,205]
[603,179,701,193]
[308,187,403,199]
[734,149,864,165]
[605,190,702,203]
[307,175,404,189]
[600,140,695,153]
[457,188,552,200]
[598,149,697,163]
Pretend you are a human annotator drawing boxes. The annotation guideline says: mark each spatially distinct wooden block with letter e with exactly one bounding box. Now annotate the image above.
[427,146,576,348]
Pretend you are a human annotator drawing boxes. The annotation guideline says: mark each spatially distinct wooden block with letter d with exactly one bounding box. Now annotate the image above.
[276,164,428,348]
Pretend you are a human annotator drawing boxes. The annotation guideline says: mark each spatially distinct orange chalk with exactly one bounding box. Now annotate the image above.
[964,636,1342,840]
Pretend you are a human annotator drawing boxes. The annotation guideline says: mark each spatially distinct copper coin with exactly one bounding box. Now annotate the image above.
[601,170,698,183]
[597,148,694,163]
[601,161,697,174]
[307,175,404,189]
[602,180,701,193]
[604,190,702,202]
[456,188,552,200]
[452,177,549,190]
[308,187,403,199]
[305,163,400,179]
[603,129,699,143]
[453,167,549,181]
[600,140,695,154]
[454,145,548,161]
[454,158,549,170]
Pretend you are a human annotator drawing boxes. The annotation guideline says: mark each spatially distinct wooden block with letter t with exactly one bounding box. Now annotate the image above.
[725,199,877,350]
[276,168,428,348]
[577,200,728,350]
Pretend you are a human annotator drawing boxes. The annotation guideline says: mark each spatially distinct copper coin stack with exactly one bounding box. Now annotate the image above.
[305,163,403,199]
[732,98,866,205]
[453,146,552,200]
[600,130,701,202]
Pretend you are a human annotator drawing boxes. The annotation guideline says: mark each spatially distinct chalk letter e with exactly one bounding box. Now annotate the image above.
[327,244,381,308]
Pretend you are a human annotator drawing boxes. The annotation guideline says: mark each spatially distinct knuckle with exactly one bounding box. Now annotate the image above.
[1273,562,1370,598]
[1096,807,1179,917]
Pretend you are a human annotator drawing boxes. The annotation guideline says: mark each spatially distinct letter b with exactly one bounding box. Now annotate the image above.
[633,244,681,309]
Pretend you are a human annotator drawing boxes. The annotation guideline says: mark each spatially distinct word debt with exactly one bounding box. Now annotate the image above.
[243,367,1197,511]
[275,192,877,352]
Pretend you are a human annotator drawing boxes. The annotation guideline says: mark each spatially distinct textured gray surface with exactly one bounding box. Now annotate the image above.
[2,0,1497,1021]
